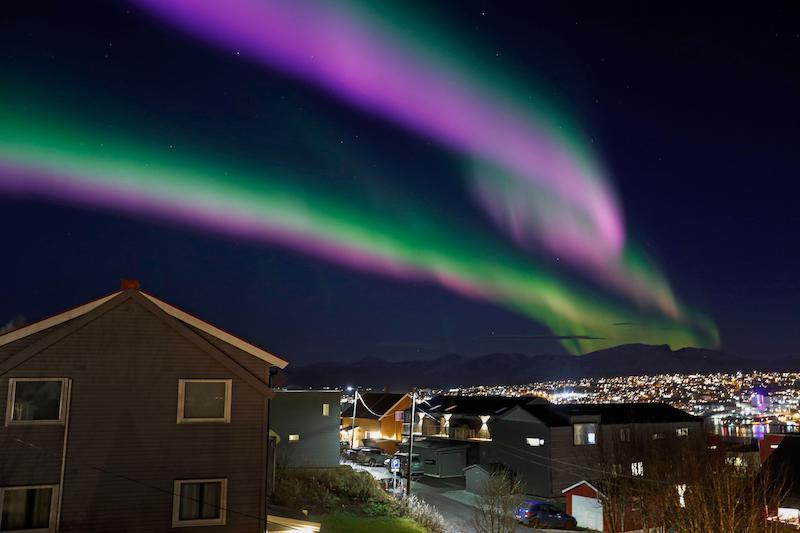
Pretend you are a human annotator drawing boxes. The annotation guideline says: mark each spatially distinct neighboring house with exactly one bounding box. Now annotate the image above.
[562,480,647,532]
[340,392,408,452]
[401,395,540,478]
[0,281,287,532]
[761,435,800,527]
[487,402,704,497]
[269,390,341,468]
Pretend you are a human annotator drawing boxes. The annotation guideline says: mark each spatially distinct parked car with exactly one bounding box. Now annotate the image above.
[384,452,424,478]
[355,447,392,467]
[514,500,577,529]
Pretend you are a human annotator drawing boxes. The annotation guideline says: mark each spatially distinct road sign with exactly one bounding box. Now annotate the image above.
[390,457,401,472]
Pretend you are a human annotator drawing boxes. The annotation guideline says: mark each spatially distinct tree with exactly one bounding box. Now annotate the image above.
[472,469,524,533]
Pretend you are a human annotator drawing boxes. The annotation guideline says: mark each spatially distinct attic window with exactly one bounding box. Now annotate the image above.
[177,379,231,423]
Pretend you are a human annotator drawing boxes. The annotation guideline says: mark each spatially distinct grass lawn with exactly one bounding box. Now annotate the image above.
[319,512,427,533]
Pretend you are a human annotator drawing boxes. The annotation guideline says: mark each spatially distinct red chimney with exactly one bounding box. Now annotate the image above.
[121,279,141,291]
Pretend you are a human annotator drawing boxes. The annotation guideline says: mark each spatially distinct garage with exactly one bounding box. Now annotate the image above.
[572,495,603,531]
[563,481,605,531]
[410,439,470,478]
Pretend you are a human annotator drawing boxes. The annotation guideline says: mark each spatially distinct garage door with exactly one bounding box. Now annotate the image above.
[572,495,603,531]
[437,450,466,477]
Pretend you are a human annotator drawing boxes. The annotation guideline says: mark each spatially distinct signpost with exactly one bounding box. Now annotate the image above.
[390,457,401,493]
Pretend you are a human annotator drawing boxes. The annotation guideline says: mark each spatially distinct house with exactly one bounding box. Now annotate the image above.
[401,395,540,477]
[761,435,800,527]
[561,479,654,532]
[340,392,409,452]
[0,281,287,532]
[487,401,704,497]
[269,389,341,469]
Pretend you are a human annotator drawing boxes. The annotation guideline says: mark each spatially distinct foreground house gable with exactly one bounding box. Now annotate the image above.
[0,288,286,396]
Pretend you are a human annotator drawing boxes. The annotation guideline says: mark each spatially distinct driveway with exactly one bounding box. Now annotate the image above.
[411,476,568,533]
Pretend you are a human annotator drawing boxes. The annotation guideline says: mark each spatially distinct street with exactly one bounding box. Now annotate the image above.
[343,460,571,533]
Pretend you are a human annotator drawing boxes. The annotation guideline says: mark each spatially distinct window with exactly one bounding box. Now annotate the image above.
[676,427,689,438]
[631,461,644,476]
[526,437,545,447]
[619,427,631,442]
[177,380,231,423]
[573,423,598,446]
[322,403,330,416]
[651,432,665,440]
[5,378,67,426]
[172,479,227,527]
[0,485,57,532]
[288,434,300,442]
[676,484,687,508]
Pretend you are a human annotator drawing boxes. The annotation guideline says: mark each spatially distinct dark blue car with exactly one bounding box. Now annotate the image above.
[514,500,577,529]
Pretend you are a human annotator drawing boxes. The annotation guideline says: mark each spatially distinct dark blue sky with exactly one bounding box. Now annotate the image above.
[2,2,798,364]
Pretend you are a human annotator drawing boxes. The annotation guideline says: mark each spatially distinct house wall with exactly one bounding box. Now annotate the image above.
[0,298,270,532]
[380,395,411,441]
[487,417,553,496]
[270,391,340,468]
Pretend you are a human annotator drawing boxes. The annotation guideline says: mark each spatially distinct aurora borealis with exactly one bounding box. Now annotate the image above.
[0,1,723,355]
[0,88,717,354]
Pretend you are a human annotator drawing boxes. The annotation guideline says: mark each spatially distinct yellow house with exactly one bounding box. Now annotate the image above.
[341,392,412,453]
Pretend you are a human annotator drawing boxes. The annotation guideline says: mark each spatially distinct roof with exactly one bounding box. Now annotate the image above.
[0,288,287,397]
[0,289,286,368]
[561,480,604,497]
[503,401,700,427]
[463,462,510,474]
[267,505,321,532]
[420,395,539,417]
[556,403,700,424]
[341,392,406,419]
[762,435,800,498]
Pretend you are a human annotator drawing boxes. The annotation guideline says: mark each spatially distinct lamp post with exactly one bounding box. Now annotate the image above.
[348,386,358,450]
[406,388,416,497]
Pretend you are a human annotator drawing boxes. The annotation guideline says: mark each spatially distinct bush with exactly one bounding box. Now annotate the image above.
[273,466,389,514]
[398,495,447,533]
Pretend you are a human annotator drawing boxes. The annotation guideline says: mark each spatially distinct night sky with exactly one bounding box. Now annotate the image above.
[2,2,798,364]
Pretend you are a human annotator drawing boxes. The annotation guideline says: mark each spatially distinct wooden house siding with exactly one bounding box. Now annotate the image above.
[0,295,270,532]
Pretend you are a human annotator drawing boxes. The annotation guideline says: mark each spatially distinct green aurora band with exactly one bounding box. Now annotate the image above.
[0,96,718,354]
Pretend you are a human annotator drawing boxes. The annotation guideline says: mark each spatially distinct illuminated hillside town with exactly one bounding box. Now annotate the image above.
[419,371,800,439]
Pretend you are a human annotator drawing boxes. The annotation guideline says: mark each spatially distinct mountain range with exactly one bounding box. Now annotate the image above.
[286,344,798,390]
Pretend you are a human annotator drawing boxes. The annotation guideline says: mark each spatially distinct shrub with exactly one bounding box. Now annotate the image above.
[273,466,388,513]
[398,494,447,533]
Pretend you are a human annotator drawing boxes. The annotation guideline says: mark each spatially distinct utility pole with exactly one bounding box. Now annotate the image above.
[406,389,416,497]
[350,388,358,450]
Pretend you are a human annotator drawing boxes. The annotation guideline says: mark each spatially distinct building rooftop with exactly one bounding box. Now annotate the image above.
[341,392,406,419]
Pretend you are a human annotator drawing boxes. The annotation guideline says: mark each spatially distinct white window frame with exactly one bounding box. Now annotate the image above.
[176,379,232,424]
[5,378,69,426]
[172,478,227,528]
[0,484,59,532]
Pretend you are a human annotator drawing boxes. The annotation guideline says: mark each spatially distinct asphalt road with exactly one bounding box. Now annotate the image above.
[342,460,572,532]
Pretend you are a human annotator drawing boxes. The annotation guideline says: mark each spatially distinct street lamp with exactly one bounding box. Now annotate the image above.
[349,386,359,450]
